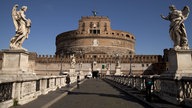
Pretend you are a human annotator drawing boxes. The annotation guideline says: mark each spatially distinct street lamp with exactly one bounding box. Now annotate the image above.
[60,50,64,75]
[110,57,112,74]
[92,55,97,78]
[78,49,83,75]
[129,55,132,75]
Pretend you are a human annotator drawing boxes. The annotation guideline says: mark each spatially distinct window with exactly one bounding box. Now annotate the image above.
[90,29,100,34]
[97,22,100,27]
[126,34,130,38]
[82,23,85,31]
[90,22,93,28]
[93,30,97,34]
[104,23,107,31]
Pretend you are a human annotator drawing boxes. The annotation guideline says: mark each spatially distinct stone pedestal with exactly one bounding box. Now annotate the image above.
[106,70,110,75]
[159,49,192,105]
[69,68,75,76]
[1,50,29,72]
[115,66,122,75]
[161,49,192,78]
[0,49,37,81]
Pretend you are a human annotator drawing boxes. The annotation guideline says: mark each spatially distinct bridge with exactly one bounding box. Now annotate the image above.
[1,75,191,108]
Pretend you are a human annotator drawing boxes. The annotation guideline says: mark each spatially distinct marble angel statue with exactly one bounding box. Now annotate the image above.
[161,5,190,50]
[10,4,31,51]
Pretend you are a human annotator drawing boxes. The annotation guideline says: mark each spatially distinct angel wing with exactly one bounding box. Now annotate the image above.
[12,4,19,31]
[182,6,190,18]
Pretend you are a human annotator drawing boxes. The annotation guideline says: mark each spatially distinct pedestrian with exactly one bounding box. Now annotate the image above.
[145,77,152,102]
[77,75,80,89]
[66,74,71,88]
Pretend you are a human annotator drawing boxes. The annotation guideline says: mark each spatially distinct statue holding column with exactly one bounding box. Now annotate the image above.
[161,5,190,50]
[10,4,31,51]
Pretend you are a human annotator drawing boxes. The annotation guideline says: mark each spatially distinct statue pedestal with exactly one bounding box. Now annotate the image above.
[161,49,192,78]
[0,49,37,81]
[69,68,75,76]
[1,50,29,72]
[115,66,122,75]
[106,70,110,75]
[159,49,192,105]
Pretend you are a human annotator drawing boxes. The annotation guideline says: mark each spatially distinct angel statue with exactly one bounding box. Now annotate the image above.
[70,54,76,68]
[161,5,190,50]
[10,4,31,51]
[115,53,121,68]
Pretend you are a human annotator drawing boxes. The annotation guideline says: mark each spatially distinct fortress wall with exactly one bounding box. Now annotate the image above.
[0,51,163,76]
[34,61,158,76]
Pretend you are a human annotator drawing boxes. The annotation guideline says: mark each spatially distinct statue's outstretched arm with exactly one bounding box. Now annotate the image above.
[160,14,169,20]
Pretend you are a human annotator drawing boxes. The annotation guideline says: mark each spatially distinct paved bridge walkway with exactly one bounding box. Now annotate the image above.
[50,79,150,108]
[13,79,151,108]
[13,79,185,108]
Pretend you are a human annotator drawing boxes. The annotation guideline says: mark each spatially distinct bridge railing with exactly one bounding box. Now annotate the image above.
[0,75,79,108]
[0,82,13,103]
[105,75,192,107]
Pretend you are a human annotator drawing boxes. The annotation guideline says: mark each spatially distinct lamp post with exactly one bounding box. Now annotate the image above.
[110,57,112,74]
[78,49,83,75]
[92,55,97,78]
[140,57,143,74]
[60,50,64,75]
[129,55,132,75]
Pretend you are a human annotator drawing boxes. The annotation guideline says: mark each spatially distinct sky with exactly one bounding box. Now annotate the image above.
[0,0,192,56]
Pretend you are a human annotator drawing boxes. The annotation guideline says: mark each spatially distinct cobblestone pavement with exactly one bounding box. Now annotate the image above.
[50,79,151,108]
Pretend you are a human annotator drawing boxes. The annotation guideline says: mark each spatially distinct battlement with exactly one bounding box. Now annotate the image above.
[81,16,110,20]
[33,53,162,64]
[0,50,162,64]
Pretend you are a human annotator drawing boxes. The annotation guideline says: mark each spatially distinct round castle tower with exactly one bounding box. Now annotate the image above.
[55,15,136,55]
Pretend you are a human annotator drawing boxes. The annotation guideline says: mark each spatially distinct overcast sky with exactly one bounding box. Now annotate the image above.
[0,0,192,55]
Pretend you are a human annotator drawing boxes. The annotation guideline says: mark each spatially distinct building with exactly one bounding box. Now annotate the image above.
[55,16,135,56]
[54,14,164,76]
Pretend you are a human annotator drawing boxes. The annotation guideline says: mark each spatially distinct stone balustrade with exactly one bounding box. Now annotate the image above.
[105,75,192,107]
[0,75,78,108]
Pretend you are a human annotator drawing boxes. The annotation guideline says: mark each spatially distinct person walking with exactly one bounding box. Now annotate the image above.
[145,77,153,102]
[77,75,80,89]
[66,74,71,88]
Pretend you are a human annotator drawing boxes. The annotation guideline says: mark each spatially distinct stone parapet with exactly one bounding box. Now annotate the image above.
[0,75,74,108]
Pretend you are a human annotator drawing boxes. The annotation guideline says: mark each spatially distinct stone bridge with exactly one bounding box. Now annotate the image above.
[0,75,192,108]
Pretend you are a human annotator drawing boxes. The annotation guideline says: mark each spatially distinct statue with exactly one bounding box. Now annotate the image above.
[115,53,121,68]
[70,54,76,68]
[161,5,190,50]
[10,4,31,51]
[92,10,97,16]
